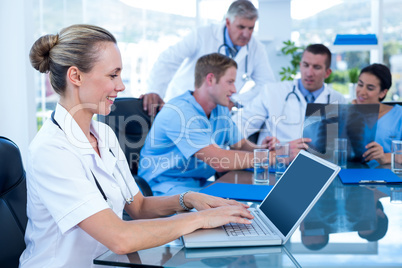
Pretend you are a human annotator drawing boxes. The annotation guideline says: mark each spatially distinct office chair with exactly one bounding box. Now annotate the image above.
[98,97,154,197]
[0,136,28,268]
[247,130,260,144]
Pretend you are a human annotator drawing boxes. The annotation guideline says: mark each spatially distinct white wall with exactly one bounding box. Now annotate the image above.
[0,1,37,164]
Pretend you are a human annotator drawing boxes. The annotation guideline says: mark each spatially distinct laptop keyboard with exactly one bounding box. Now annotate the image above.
[223,211,274,237]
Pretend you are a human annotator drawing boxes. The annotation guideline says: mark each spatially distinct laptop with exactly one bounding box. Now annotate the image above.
[303,103,379,162]
[182,150,340,248]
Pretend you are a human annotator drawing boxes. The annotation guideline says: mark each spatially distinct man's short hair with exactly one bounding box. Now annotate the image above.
[226,0,258,22]
[303,44,332,69]
[194,53,237,88]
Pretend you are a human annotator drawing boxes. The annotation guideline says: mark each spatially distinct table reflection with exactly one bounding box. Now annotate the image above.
[95,243,300,267]
[300,178,389,251]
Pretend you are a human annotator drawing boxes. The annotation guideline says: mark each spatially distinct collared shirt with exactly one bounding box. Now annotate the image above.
[232,80,346,144]
[139,91,243,195]
[298,79,325,102]
[224,26,241,57]
[20,103,139,268]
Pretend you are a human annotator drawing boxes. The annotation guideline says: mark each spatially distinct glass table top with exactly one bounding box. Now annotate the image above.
[94,169,402,267]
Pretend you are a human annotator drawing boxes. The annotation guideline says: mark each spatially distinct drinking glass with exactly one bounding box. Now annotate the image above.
[391,140,402,174]
[275,143,290,176]
[254,149,269,184]
[333,138,347,169]
[390,187,402,204]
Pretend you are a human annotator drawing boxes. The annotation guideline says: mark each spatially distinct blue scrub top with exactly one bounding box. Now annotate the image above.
[375,104,402,153]
[139,91,243,194]
[366,104,402,168]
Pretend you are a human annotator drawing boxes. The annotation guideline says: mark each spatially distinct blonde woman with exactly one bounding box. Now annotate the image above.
[20,24,252,268]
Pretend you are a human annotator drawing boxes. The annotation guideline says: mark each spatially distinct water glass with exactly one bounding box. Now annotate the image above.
[391,140,402,174]
[253,149,269,184]
[390,187,402,204]
[333,138,347,169]
[275,143,290,176]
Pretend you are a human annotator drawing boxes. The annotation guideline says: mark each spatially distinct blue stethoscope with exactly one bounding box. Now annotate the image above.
[282,84,331,125]
[284,85,301,104]
[217,26,250,82]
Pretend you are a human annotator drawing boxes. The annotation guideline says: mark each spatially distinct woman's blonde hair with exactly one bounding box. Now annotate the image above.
[29,24,116,95]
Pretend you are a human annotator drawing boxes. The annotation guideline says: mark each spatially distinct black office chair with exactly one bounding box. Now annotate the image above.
[98,97,154,196]
[0,137,28,268]
[247,130,261,144]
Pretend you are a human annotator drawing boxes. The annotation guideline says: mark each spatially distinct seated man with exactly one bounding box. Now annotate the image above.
[232,44,346,158]
[139,53,275,195]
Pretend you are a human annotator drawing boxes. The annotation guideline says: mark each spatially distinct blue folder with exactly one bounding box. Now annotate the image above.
[199,182,273,201]
[339,169,402,184]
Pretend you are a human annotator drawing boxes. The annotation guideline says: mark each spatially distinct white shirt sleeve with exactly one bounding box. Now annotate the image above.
[235,39,276,104]
[232,87,270,139]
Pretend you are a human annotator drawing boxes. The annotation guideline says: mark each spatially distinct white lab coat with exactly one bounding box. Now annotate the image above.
[232,80,346,144]
[20,104,139,268]
[145,23,275,104]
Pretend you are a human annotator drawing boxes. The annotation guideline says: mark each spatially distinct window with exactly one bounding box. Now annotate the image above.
[32,0,253,128]
[291,0,402,101]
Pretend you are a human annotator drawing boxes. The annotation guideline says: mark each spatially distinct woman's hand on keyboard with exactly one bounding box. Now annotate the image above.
[184,192,249,211]
[196,205,254,229]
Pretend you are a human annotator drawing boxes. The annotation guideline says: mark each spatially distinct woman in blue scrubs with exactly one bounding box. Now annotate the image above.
[354,63,402,164]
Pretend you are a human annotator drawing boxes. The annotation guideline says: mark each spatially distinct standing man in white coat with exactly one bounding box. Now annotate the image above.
[233,44,346,158]
[141,0,275,115]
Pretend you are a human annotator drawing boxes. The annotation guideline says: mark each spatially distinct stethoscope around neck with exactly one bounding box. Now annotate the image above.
[217,26,250,81]
[50,110,135,208]
[282,84,331,125]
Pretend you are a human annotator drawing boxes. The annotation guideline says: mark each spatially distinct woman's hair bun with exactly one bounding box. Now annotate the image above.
[29,34,59,73]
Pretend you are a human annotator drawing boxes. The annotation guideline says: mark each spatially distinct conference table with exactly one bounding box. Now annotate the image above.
[94,163,402,267]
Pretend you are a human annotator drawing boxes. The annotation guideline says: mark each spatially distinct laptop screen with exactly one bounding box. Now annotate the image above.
[259,153,335,237]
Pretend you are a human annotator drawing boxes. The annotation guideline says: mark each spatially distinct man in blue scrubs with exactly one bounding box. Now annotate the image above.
[139,53,275,195]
